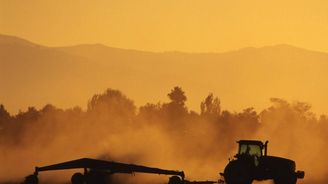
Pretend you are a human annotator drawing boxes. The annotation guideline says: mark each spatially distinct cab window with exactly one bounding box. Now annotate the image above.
[239,144,262,157]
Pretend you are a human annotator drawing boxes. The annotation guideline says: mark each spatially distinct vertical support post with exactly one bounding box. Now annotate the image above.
[264,141,269,156]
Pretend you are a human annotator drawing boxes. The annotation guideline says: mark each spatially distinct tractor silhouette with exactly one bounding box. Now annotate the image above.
[221,140,304,184]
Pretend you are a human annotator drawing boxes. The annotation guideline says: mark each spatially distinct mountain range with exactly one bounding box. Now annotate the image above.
[1,34,328,114]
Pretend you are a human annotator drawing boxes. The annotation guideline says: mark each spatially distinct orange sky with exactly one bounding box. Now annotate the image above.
[1,0,328,52]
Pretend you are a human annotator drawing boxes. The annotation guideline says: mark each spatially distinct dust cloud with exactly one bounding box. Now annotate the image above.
[0,87,327,184]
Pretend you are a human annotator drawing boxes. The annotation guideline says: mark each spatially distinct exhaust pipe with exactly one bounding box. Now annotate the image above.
[264,141,269,156]
[296,170,305,179]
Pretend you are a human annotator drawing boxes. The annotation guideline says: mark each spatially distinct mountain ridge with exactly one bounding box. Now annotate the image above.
[1,33,325,56]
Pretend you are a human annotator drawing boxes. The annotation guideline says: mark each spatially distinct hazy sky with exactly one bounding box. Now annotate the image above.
[1,0,328,52]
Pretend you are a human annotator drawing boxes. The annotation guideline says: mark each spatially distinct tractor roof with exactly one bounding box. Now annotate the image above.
[237,140,264,146]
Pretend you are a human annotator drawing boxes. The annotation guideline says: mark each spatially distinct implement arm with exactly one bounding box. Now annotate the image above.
[35,158,185,179]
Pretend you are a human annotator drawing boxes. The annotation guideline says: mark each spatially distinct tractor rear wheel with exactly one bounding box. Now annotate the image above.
[224,160,253,184]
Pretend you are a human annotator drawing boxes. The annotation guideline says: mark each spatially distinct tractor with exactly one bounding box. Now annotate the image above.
[221,140,304,184]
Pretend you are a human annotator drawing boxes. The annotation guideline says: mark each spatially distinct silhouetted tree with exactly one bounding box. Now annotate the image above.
[87,88,136,118]
[138,103,162,120]
[0,104,11,132]
[168,86,187,106]
[237,107,258,123]
[162,86,188,121]
[15,107,39,122]
[260,98,315,126]
[236,107,260,135]
[200,93,221,120]
[0,104,10,122]
[41,104,57,113]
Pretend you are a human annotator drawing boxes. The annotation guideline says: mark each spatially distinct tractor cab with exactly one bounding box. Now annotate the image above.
[236,140,268,158]
[223,140,304,184]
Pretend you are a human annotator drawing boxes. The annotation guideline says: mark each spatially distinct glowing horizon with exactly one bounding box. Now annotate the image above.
[1,0,328,53]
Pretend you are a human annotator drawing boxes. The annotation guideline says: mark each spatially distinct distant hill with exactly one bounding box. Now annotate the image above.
[1,34,328,114]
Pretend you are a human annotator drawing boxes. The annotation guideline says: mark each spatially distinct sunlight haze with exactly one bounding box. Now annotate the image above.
[1,0,328,52]
[1,1,328,184]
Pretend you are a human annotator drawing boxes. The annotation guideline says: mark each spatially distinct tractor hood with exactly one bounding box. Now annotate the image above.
[260,156,296,172]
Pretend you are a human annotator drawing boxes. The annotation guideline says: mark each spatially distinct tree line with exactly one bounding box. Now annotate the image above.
[0,87,328,183]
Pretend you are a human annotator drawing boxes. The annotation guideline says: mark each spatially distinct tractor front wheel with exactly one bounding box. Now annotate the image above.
[274,175,297,184]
